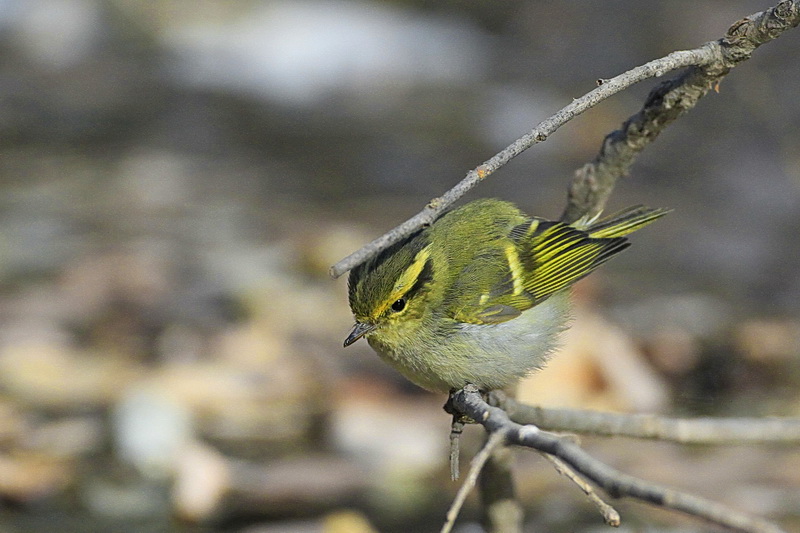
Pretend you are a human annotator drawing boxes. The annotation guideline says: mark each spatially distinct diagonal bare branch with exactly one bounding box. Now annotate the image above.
[330,0,800,279]
[329,45,715,278]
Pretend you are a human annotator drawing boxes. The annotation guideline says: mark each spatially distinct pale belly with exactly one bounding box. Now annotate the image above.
[369,291,572,392]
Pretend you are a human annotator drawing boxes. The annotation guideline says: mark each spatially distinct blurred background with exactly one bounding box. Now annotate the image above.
[0,0,798,531]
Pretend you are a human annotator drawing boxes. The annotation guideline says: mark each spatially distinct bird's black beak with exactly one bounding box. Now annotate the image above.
[344,322,376,347]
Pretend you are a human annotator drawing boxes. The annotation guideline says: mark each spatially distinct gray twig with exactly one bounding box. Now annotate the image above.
[541,445,621,527]
[492,392,800,444]
[441,431,506,533]
[452,385,786,533]
[449,416,465,481]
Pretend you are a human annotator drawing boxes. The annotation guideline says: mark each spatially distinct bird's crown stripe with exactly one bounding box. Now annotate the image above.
[375,244,433,316]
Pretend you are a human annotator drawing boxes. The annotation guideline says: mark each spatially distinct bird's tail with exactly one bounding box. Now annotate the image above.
[579,205,672,238]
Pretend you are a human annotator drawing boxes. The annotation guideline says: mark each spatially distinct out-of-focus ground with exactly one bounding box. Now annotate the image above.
[0,1,798,532]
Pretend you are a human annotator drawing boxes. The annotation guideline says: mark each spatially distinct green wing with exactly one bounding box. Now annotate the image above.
[451,206,668,325]
[522,220,628,299]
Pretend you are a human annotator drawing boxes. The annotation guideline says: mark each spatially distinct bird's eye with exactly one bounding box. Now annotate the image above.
[391,298,406,312]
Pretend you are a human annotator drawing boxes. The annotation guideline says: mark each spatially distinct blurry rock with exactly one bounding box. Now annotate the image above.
[735,318,800,364]
[241,272,352,352]
[82,475,171,520]
[239,520,320,533]
[518,307,669,412]
[172,441,230,522]
[212,319,289,368]
[328,380,446,474]
[0,340,141,410]
[147,273,338,450]
[113,385,193,479]
[294,224,373,278]
[646,325,702,376]
[729,484,800,520]
[241,509,377,533]
[157,324,208,363]
[157,1,488,106]
[227,455,369,515]
[0,399,28,445]
[0,452,72,502]
[328,379,447,514]
[8,0,104,69]
[113,150,195,211]
[613,293,731,341]
[322,510,378,533]
[151,359,319,447]
[25,416,104,458]
[59,247,174,317]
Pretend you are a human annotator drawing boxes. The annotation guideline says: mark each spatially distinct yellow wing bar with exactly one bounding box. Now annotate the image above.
[525,223,627,299]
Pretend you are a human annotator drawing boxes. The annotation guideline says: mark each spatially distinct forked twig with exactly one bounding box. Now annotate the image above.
[441,431,506,533]
[540,438,621,527]
[451,385,786,533]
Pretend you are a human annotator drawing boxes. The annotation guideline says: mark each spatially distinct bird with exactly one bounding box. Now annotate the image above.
[344,198,668,393]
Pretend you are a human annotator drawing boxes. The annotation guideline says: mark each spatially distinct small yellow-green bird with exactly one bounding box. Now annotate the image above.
[344,199,668,393]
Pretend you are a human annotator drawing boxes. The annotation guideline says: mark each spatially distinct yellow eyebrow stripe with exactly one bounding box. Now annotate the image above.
[375,244,432,316]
